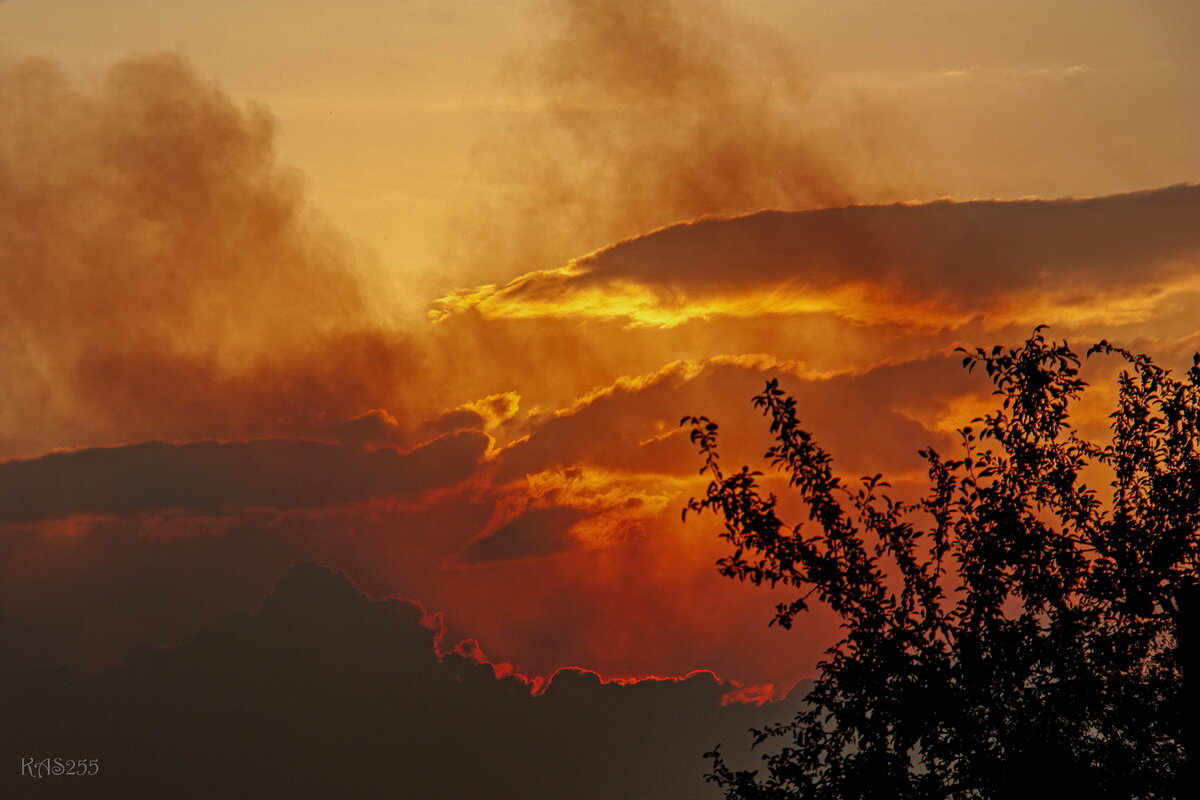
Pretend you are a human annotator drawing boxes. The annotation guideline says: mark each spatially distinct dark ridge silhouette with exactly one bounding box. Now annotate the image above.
[2,563,802,799]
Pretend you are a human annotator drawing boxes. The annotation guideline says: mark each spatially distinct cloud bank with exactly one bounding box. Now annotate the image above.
[438,184,1200,329]
[0,432,487,524]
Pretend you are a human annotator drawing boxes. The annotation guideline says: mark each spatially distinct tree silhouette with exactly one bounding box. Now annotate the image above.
[684,329,1195,798]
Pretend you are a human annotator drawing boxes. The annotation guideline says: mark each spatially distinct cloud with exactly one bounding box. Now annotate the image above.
[0,52,429,459]
[458,504,591,564]
[0,472,843,688]
[4,563,805,799]
[0,338,1174,690]
[495,354,966,484]
[437,184,1200,329]
[0,490,499,674]
[0,431,488,524]
[5,32,1195,730]
[444,0,914,287]
[326,408,410,446]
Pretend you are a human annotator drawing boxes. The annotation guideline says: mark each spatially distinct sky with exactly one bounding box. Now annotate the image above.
[0,0,1198,794]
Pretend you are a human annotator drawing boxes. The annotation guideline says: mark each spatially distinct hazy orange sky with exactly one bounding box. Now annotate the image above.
[4,0,1196,288]
[1,0,1198,697]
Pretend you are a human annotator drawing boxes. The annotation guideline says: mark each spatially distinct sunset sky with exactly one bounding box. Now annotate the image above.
[1,1,1198,793]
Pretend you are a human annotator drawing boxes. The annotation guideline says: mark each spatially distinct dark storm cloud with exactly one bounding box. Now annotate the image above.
[457,504,591,565]
[0,431,488,524]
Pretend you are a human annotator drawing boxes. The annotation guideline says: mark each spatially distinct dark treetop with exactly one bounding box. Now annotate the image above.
[685,329,1196,799]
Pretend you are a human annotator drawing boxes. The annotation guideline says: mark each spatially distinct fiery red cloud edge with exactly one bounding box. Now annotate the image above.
[1,47,1198,727]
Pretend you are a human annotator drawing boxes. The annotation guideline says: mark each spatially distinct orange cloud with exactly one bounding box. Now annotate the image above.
[444,0,914,289]
[0,53,427,459]
[494,354,966,484]
[4,38,1196,707]
[438,185,1200,329]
